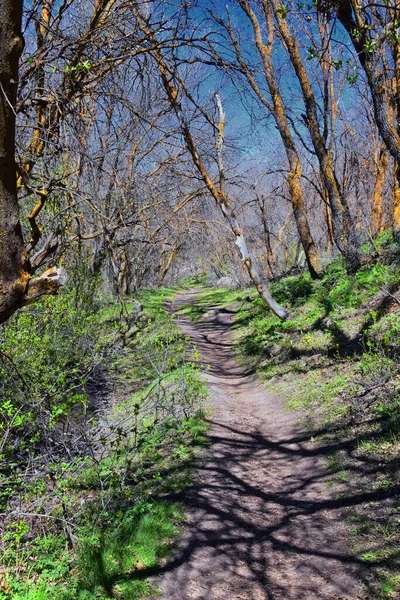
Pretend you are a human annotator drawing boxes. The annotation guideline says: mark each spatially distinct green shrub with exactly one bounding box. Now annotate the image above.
[1,283,209,600]
[368,313,400,348]
[317,262,394,313]
[271,273,314,305]
[361,229,397,255]
[355,263,392,292]
[0,285,102,463]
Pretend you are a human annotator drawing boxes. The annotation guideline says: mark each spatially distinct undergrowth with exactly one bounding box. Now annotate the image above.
[0,283,208,599]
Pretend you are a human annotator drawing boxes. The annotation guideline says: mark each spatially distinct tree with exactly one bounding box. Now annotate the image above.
[0,0,64,324]
[326,0,400,239]
[134,6,289,318]
[269,0,361,268]
[212,0,322,279]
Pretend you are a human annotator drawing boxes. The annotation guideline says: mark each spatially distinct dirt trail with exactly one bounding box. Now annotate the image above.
[152,290,369,600]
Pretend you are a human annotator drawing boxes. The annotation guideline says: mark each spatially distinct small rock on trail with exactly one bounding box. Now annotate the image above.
[151,290,370,600]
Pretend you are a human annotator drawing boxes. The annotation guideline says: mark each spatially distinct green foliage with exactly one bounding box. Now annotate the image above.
[233,260,398,367]
[363,39,377,53]
[4,260,400,599]
[346,73,358,85]
[379,574,400,599]
[108,288,196,388]
[229,261,400,385]
[276,3,288,18]
[271,273,314,305]
[361,230,398,255]
[1,285,208,600]
[65,61,91,74]
[0,283,102,467]
[355,264,392,292]
[372,400,400,421]
[5,412,208,600]
[2,534,71,599]
[287,368,350,422]
[368,312,400,348]
[72,502,183,599]
[178,271,209,287]
[307,46,317,60]
[332,58,342,71]
[136,286,178,318]
[316,262,394,313]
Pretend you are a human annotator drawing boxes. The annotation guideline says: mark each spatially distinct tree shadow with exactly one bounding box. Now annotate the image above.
[95,415,391,599]
[93,294,398,600]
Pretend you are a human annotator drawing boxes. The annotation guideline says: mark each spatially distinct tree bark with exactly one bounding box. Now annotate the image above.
[0,1,29,322]
[259,197,276,279]
[0,1,64,324]
[392,163,400,239]
[372,145,390,235]
[333,0,400,166]
[323,190,334,252]
[159,243,180,286]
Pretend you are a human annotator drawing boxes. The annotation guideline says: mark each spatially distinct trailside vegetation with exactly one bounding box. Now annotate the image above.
[0,281,208,599]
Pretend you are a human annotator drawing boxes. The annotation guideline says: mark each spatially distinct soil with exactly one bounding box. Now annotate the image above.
[151,290,371,600]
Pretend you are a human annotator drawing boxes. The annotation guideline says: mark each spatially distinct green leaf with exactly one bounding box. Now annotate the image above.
[363,39,377,53]
[346,73,358,84]
[277,4,288,18]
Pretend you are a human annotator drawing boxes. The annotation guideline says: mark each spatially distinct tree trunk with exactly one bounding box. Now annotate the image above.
[372,145,389,235]
[392,163,400,241]
[272,0,360,270]
[0,1,64,324]
[159,243,179,286]
[324,190,334,253]
[236,0,322,278]
[259,199,275,279]
[332,3,400,241]
[0,1,29,322]
[333,1,400,166]
[287,158,322,278]
[213,93,289,318]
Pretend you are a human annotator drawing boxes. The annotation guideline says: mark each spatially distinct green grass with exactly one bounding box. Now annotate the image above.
[4,411,209,600]
[379,573,400,599]
[75,502,184,599]
[285,367,352,421]
[99,286,179,323]
[5,503,183,600]
[360,230,398,255]
[1,286,209,600]
[3,256,400,600]
[223,255,400,599]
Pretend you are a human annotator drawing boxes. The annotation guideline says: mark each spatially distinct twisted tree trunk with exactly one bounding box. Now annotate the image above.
[0,1,64,324]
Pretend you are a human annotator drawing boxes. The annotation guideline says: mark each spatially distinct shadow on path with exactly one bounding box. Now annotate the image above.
[138,291,381,599]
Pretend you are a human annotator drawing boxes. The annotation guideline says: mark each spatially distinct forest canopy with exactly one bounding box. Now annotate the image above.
[0,0,400,319]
